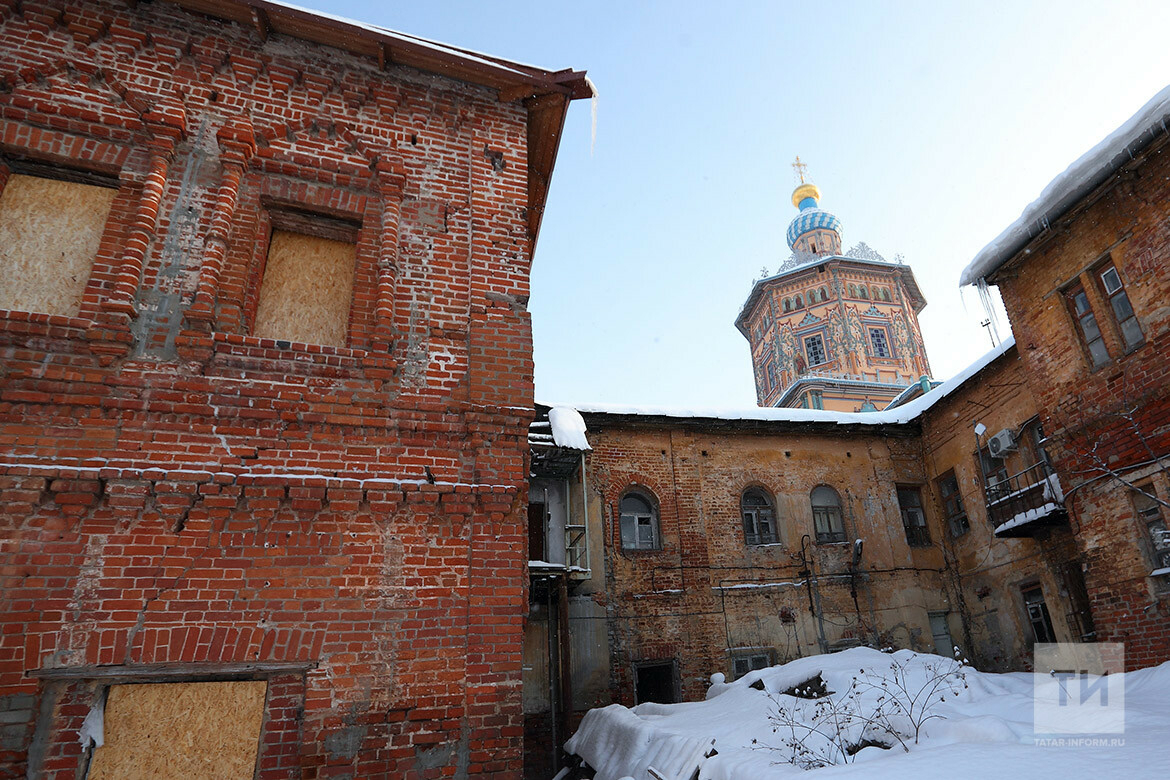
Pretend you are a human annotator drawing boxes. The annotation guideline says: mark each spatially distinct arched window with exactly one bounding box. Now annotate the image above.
[783,298,791,312]
[859,286,869,300]
[811,486,845,543]
[741,488,778,545]
[848,284,857,297]
[881,288,891,301]
[794,294,803,309]
[820,286,829,301]
[620,490,660,550]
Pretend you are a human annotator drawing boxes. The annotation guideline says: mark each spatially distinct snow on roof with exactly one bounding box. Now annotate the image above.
[548,405,591,450]
[961,84,1170,286]
[543,336,1015,430]
[264,0,536,77]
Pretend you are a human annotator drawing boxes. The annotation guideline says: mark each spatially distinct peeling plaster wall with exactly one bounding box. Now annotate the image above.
[576,418,952,705]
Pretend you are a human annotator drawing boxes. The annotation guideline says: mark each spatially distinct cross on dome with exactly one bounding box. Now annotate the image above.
[792,156,809,184]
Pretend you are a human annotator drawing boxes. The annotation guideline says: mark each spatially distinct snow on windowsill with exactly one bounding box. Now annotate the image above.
[633,589,684,598]
[714,580,805,592]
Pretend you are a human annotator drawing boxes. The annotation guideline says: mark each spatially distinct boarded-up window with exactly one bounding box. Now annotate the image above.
[253,229,356,347]
[87,680,267,780]
[0,174,116,317]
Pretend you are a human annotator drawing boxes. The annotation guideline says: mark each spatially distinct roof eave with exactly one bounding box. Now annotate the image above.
[579,410,920,437]
[964,103,1170,287]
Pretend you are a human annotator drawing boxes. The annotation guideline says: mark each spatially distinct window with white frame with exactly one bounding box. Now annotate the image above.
[1066,284,1110,368]
[620,491,660,550]
[1098,264,1143,351]
[811,485,845,543]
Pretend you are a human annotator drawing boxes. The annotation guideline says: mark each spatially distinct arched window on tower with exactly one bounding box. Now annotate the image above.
[620,490,660,550]
[859,286,869,300]
[811,485,846,544]
[848,284,857,297]
[794,294,803,309]
[820,286,829,301]
[783,298,791,312]
[742,488,778,545]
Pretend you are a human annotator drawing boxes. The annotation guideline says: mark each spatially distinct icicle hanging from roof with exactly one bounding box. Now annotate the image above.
[976,277,1002,347]
[585,76,599,156]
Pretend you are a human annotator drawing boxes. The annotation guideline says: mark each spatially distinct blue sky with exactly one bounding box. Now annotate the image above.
[301,0,1170,407]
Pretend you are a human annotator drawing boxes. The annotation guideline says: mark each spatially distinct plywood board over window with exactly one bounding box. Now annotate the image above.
[252,229,357,347]
[87,680,267,780]
[0,174,116,317]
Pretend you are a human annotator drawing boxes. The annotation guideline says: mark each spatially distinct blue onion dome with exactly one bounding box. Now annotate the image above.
[786,182,843,250]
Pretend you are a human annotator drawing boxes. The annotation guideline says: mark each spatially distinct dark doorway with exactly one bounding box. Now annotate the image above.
[635,661,678,704]
[1059,561,1096,642]
[528,502,546,562]
[1021,585,1056,644]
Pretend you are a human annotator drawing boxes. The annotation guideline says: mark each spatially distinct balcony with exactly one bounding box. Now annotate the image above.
[986,461,1068,538]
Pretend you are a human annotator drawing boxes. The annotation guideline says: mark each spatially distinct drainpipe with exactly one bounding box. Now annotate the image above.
[580,452,590,572]
[557,575,572,765]
[974,422,989,523]
[546,581,557,767]
[799,535,828,653]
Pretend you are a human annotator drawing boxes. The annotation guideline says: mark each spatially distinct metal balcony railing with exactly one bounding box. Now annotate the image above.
[985,460,1064,529]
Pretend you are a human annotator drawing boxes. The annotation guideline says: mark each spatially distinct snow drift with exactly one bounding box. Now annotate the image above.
[562,647,1170,780]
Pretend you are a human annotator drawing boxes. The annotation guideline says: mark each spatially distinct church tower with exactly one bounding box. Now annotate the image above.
[736,162,932,411]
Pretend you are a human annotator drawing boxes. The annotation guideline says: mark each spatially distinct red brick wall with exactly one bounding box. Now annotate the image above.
[991,138,1170,668]
[0,1,533,776]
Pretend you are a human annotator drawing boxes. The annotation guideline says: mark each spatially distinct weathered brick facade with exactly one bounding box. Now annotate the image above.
[983,135,1170,669]
[537,412,966,712]
[918,346,1089,670]
[0,1,586,777]
[585,417,952,702]
[543,346,1101,721]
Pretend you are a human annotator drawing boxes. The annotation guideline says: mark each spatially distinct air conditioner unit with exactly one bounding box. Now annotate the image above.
[987,428,1017,457]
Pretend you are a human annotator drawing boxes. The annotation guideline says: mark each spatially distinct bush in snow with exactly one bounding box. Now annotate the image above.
[757,651,968,769]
